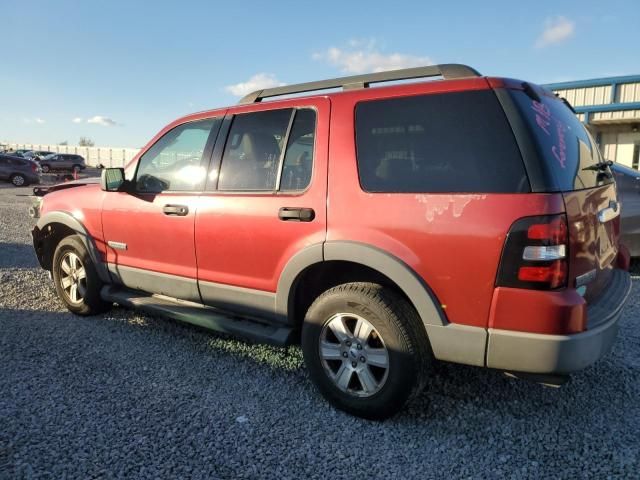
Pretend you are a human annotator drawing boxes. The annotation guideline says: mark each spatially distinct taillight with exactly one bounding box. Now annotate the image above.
[31,163,38,173]
[496,214,569,290]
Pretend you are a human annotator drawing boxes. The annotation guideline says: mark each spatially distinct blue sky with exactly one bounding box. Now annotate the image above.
[1,0,639,147]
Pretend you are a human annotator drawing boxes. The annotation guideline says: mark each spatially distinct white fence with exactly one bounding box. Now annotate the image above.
[4,143,141,168]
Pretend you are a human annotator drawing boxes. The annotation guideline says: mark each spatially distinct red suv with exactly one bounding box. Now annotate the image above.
[31,64,631,419]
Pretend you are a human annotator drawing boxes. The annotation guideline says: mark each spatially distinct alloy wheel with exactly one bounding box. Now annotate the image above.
[59,252,87,304]
[318,313,390,397]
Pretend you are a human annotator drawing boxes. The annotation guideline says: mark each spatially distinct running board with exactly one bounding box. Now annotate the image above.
[101,286,293,346]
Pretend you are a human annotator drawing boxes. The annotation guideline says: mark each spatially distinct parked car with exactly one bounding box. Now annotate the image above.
[611,162,640,257]
[6,149,31,157]
[39,153,86,173]
[0,154,40,186]
[30,64,631,419]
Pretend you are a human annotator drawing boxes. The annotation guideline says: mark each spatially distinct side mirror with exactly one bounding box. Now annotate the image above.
[101,168,126,192]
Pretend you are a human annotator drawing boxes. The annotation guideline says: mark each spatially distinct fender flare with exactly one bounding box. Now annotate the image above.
[35,211,110,283]
[275,241,447,327]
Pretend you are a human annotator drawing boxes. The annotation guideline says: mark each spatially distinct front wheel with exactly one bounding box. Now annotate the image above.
[41,164,50,173]
[52,235,110,315]
[301,283,431,420]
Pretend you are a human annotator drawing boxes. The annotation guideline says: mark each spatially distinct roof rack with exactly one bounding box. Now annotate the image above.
[237,63,481,104]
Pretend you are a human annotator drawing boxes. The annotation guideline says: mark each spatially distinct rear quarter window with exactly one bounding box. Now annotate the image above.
[355,90,529,193]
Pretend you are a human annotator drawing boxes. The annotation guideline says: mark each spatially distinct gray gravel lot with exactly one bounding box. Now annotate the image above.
[1,182,639,479]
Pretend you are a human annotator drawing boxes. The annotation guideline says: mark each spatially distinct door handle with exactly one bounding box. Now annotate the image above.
[163,204,189,216]
[278,207,315,222]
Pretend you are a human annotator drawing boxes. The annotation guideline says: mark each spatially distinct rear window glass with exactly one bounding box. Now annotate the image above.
[355,90,529,193]
[508,90,613,191]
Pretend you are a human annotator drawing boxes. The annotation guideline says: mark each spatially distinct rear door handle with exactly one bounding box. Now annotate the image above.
[163,204,189,216]
[278,207,315,222]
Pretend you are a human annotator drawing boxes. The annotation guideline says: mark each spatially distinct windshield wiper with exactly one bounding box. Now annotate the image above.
[583,160,613,172]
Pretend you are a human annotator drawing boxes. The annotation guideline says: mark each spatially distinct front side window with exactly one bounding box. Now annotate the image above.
[355,90,529,193]
[135,118,219,193]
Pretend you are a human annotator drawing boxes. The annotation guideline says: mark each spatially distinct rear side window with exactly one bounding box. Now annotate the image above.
[280,109,316,191]
[219,109,292,191]
[355,90,529,193]
[508,90,613,191]
[217,108,316,192]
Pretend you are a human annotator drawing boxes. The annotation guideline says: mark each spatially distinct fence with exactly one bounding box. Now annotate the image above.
[4,143,141,168]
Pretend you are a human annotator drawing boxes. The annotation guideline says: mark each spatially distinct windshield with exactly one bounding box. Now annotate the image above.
[509,90,613,191]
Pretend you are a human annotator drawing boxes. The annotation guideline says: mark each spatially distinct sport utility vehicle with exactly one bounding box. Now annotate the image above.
[40,153,86,173]
[31,64,631,419]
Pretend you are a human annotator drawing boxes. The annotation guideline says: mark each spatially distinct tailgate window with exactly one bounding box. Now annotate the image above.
[355,90,529,193]
[508,90,613,191]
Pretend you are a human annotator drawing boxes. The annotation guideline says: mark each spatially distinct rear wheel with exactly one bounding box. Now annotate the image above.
[301,282,431,420]
[10,174,26,186]
[72,164,82,173]
[52,235,110,315]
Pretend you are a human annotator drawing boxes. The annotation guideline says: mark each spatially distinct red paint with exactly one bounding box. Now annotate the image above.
[488,287,586,334]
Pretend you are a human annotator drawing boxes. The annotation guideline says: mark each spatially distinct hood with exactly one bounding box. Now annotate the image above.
[33,177,101,197]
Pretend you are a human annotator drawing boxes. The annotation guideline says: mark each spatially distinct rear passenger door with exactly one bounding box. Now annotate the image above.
[194,99,329,320]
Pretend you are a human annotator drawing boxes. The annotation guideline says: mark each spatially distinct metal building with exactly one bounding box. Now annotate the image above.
[545,75,640,169]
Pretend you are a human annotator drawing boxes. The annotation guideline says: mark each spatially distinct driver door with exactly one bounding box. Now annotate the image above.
[101,117,222,302]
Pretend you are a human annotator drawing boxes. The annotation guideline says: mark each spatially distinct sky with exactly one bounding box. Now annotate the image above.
[1,0,639,148]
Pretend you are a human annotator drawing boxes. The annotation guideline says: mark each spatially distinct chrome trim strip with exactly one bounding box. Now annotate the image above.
[107,241,128,250]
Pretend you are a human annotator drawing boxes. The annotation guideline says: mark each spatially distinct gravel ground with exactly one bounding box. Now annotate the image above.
[1,183,639,479]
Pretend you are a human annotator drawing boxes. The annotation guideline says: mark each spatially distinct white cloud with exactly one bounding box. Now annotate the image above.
[87,115,117,126]
[23,117,45,124]
[72,117,83,123]
[224,73,286,97]
[535,16,575,48]
[313,40,432,74]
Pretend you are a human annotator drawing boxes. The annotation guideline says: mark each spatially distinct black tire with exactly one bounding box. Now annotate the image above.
[301,282,431,420]
[41,164,50,173]
[72,164,81,173]
[10,174,27,187]
[52,235,110,315]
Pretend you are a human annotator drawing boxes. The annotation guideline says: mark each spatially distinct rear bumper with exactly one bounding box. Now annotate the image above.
[486,269,632,374]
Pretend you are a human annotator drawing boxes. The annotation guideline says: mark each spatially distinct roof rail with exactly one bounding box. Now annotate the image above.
[237,63,481,104]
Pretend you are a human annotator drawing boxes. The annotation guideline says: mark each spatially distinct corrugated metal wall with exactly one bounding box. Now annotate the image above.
[554,85,611,106]
[616,82,640,103]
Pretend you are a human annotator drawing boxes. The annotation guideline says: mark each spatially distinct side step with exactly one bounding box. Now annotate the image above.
[101,286,294,346]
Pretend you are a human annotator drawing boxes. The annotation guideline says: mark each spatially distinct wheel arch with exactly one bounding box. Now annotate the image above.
[277,241,487,367]
[276,241,448,329]
[33,211,110,282]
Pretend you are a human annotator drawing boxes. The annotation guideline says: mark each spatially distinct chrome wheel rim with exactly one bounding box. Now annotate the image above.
[12,176,24,186]
[59,252,87,304]
[319,313,389,397]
